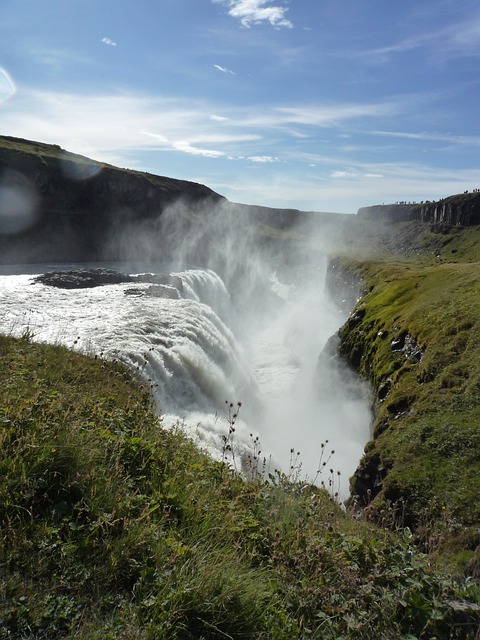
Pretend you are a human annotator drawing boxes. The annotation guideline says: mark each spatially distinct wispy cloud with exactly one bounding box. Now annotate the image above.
[213,64,235,75]
[371,129,480,146]
[330,170,383,179]
[170,141,224,158]
[24,47,94,71]
[224,161,480,212]
[0,89,265,162]
[360,12,480,64]
[101,37,117,47]
[213,0,293,29]
[3,87,478,212]
[1,89,402,160]
[238,101,399,130]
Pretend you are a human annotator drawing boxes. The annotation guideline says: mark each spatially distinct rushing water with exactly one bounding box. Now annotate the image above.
[0,263,371,498]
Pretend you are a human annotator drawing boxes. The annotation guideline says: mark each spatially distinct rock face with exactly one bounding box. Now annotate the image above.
[0,136,224,264]
[358,192,480,227]
[409,192,480,226]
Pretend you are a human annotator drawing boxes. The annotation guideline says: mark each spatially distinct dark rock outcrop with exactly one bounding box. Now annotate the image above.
[0,136,224,264]
[33,268,183,292]
[34,268,133,289]
[391,333,424,363]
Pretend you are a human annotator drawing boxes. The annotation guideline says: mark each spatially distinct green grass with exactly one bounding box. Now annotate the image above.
[1,333,479,638]
[334,220,480,572]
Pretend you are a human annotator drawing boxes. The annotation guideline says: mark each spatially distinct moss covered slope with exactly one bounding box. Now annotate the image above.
[336,221,480,570]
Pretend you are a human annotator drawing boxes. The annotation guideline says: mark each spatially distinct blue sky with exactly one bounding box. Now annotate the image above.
[1,0,480,213]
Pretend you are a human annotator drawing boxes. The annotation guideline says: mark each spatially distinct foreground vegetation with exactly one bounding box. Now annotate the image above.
[1,333,479,639]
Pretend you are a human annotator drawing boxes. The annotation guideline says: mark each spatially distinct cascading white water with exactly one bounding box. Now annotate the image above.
[0,263,371,498]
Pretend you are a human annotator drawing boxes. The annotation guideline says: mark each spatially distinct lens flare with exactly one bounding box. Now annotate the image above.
[61,158,102,181]
[0,68,16,104]
[0,171,39,234]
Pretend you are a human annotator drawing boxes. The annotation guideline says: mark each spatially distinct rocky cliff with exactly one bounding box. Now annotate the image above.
[0,136,224,264]
[409,192,480,226]
[358,191,480,227]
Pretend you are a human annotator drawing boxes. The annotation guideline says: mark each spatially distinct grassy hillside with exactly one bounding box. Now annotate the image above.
[1,333,479,638]
[334,220,480,574]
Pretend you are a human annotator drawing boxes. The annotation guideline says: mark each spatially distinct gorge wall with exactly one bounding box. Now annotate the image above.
[358,191,480,227]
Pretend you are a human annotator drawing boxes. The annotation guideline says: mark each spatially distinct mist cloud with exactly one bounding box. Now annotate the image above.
[106,196,371,497]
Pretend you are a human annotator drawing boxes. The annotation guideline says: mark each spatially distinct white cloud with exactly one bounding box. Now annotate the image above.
[213,0,293,29]
[213,64,235,75]
[0,89,267,163]
[330,170,383,179]
[145,132,226,158]
[248,155,279,162]
[171,141,224,158]
[220,161,480,213]
[330,170,359,179]
[101,37,117,47]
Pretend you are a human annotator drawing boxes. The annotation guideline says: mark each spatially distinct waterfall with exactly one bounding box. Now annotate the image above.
[0,263,371,498]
